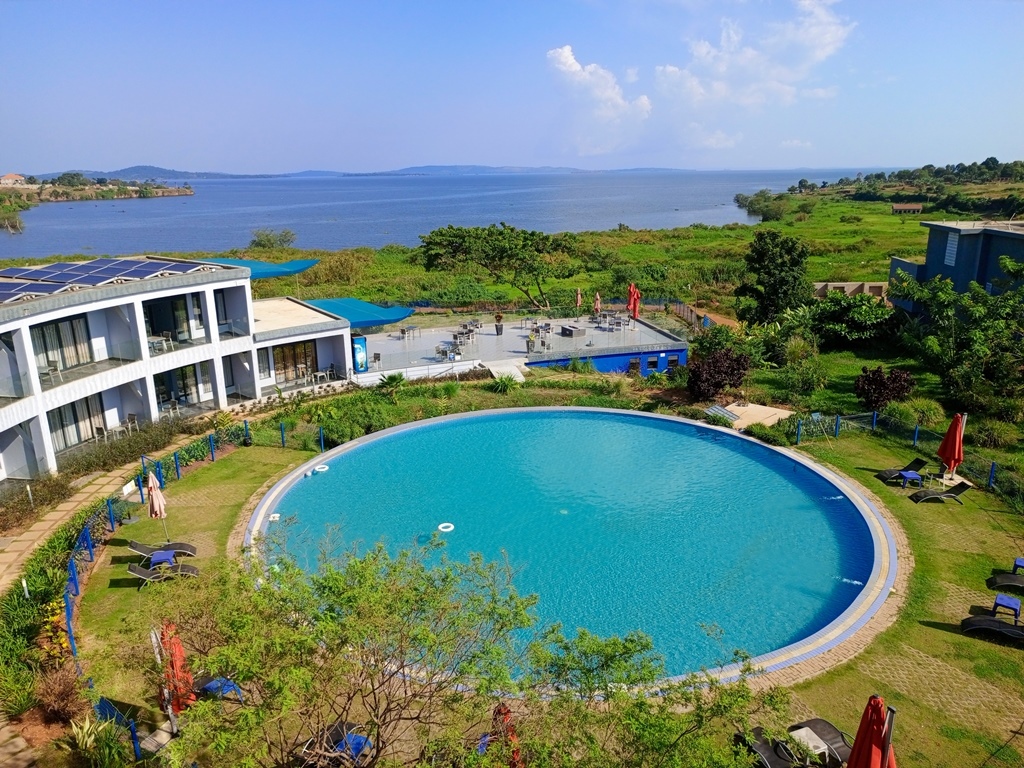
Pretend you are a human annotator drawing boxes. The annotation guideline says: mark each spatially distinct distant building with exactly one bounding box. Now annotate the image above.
[889,221,1024,312]
[891,203,922,214]
[0,174,25,187]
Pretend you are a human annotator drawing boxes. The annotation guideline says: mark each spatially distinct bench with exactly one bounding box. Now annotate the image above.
[561,325,586,338]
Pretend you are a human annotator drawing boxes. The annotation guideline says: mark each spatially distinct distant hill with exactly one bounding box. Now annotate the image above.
[36,166,273,180]
[32,164,693,180]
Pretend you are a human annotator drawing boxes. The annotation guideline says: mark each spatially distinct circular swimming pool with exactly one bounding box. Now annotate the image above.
[251,408,893,676]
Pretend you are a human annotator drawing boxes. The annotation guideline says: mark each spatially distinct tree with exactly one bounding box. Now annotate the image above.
[735,230,812,324]
[420,223,580,309]
[249,228,297,249]
[889,262,1024,408]
[54,172,92,187]
[157,541,536,768]
[810,291,894,348]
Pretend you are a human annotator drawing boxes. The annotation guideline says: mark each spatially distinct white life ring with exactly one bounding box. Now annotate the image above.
[314,465,329,474]
[437,522,455,532]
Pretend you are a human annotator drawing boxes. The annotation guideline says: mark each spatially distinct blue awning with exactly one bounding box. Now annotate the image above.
[306,298,414,329]
[202,258,319,278]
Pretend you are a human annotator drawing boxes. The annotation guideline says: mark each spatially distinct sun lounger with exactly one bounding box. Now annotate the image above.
[960,615,1024,641]
[127,562,199,589]
[909,480,972,505]
[299,721,374,767]
[987,573,1024,592]
[875,458,927,483]
[789,718,853,767]
[128,540,197,559]
[734,727,800,768]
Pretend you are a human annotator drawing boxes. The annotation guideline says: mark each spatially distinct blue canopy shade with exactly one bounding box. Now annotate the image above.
[307,298,414,329]
[202,258,319,278]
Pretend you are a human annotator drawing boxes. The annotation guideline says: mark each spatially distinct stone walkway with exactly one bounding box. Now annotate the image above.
[0,435,197,595]
[0,714,36,768]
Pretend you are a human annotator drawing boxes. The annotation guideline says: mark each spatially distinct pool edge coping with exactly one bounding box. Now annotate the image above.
[244,406,904,686]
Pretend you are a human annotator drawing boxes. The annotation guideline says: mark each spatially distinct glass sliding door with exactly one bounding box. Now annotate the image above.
[48,394,103,452]
[31,315,93,371]
[272,341,317,384]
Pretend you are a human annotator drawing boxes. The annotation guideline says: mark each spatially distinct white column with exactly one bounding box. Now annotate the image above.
[30,415,58,476]
[12,325,41,397]
[211,355,228,410]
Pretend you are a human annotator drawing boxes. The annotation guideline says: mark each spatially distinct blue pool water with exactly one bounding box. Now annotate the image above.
[270,409,874,675]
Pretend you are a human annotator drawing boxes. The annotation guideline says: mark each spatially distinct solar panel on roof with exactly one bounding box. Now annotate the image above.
[0,268,33,279]
[63,275,111,286]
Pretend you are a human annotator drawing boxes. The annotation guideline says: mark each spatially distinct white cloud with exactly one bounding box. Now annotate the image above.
[625,67,640,84]
[656,0,855,110]
[702,129,742,149]
[547,45,652,154]
[781,138,812,148]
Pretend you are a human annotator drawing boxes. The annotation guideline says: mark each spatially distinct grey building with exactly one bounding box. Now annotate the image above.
[888,221,1024,312]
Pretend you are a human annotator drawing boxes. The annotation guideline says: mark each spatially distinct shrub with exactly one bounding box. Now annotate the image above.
[490,374,522,394]
[880,401,916,425]
[641,372,668,388]
[566,357,597,374]
[903,398,947,427]
[687,349,750,401]
[743,422,790,446]
[675,406,706,420]
[36,662,88,723]
[703,413,735,428]
[778,356,829,394]
[854,366,915,410]
[967,420,1019,449]
[839,214,863,223]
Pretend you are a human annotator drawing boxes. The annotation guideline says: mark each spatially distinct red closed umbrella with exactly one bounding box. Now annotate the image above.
[160,622,196,714]
[593,291,602,314]
[629,283,642,320]
[937,413,965,476]
[847,695,896,768]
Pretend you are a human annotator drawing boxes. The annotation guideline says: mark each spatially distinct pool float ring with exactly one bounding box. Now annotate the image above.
[438,522,455,532]
[314,465,329,474]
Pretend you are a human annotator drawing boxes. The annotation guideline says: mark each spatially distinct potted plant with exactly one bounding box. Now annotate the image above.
[494,312,504,335]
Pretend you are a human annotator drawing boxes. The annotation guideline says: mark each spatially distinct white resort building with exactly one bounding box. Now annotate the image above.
[0,257,352,481]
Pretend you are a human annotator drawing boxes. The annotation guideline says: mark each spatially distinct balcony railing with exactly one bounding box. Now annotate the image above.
[218,320,250,340]
[147,332,210,357]
[0,369,33,404]
[38,340,143,392]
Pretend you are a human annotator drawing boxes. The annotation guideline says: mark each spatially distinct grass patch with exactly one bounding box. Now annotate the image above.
[76,446,314,728]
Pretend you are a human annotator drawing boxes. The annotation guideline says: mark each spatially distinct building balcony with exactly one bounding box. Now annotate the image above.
[147,333,211,358]
[218,319,250,341]
[38,341,142,392]
[0,370,33,407]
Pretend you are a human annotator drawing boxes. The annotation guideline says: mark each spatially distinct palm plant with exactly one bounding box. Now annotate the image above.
[377,372,407,404]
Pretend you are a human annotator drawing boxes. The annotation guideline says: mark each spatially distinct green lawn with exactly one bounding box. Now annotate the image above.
[68,397,1024,767]
[75,446,315,730]
[794,436,1024,768]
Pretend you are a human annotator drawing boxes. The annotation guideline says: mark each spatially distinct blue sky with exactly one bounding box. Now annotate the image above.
[5,0,1022,174]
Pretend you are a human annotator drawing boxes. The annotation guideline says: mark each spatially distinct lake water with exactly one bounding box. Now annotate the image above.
[1,169,869,259]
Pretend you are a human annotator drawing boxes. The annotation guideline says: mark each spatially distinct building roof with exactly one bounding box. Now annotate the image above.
[252,297,349,338]
[199,257,319,279]
[0,257,225,304]
[306,298,413,329]
[922,220,1024,237]
[1,173,25,180]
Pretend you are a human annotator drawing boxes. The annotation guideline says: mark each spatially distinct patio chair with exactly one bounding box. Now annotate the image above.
[161,330,176,350]
[733,728,801,768]
[129,540,198,560]
[875,457,928,484]
[961,615,1024,641]
[788,719,853,768]
[127,562,199,590]
[299,721,375,767]
[909,480,972,505]
[124,413,140,434]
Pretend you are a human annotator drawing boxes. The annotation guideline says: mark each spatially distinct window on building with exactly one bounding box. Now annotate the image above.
[667,355,679,370]
[628,358,641,374]
[257,348,270,378]
[47,394,103,452]
[30,315,92,370]
[213,290,228,325]
[944,233,959,267]
[191,294,205,331]
[198,361,212,395]
[647,356,659,370]
[222,358,235,388]
[272,341,317,384]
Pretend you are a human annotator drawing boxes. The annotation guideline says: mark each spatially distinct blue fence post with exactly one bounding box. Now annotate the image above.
[871,411,878,431]
[174,451,181,480]
[834,415,841,439]
[319,426,325,453]
[68,559,80,596]
[989,462,997,489]
[106,498,116,532]
[129,721,141,761]
[136,475,145,503]
[208,433,216,462]
[156,462,165,488]
[140,456,147,478]
[796,419,802,445]
[281,422,286,448]
[913,424,920,447]
[82,527,94,562]
[64,591,78,657]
